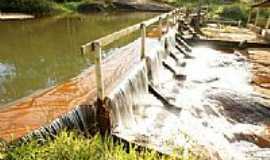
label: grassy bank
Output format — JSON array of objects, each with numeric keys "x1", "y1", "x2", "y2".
[
  {"x1": 0, "y1": 0, "x2": 257, "y2": 21},
  {"x1": 0, "y1": 131, "x2": 200, "y2": 160},
  {"x1": 167, "y1": 0, "x2": 252, "y2": 23},
  {"x1": 0, "y1": 0, "x2": 110, "y2": 16}
]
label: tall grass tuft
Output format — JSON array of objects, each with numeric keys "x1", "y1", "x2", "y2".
[{"x1": 0, "y1": 131, "x2": 201, "y2": 160}]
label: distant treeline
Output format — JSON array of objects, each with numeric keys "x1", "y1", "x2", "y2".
[
  {"x1": 0, "y1": 0, "x2": 269, "y2": 22},
  {"x1": 0, "y1": 0, "x2": 93, "y2": 15},
  {"x1": 170, "y1": 0, "x2": 269, "y2": 23}
]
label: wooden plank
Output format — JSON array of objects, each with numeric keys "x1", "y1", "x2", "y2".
[
  {"x1": 207, "y1": 20, "x2": 241, "y2": 26},
  {"x1": 81, "y1": 9, "x2": 179, "y2": 54},
  {"x1": 186, "y1": 38, "x2": 270, "y2": 49}
]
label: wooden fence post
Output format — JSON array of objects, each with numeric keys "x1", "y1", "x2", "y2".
[
  {"x1": 255, "y1": 8, "x2": 260, "y2": 26},
  {"x1": 140, "y1": 23, "x2": 146, "y2": 59},
  {"x1": 166, "y1": 15, "x2": 170, "y2": 32},
  {"x1": 93, "y1": 42, "x2": 104, "y2": 103},
  {"x1": 159, "y1": 17, "x2": 163, "y2": 40},
  {"x1": 238, "y1": 20, "x2": 241, "y2": 27},
  {"x1": 173, "y1": 11, "x2": 176, "y2": 25},
  {"x1": 247, "y1": 9, "x2": 252, "y2": 24},
  {"x1": 266, "y1": 16, "x2": 270, "y2": 29}
]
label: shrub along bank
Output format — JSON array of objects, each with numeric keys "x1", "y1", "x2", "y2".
[
  {"x1": 0, "y1": 0, "x2": 98, "y2": 16},
  {"x1": 0, "y1": 131, "x2": 201, "y2": 160}
]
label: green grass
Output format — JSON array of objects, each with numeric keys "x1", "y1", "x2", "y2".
[
  {"x1": 0, "y1": 131, "x2": 201, "y2": 160},
  {"x1": 0, "y1": 0, "x2": 102, "y2": 16},
  {"x1": 0, "y1": 0, "x2": 55, "y2": 15},
  {"x1": 167, "y1": 0, "x2": 251, "y2": 22}
]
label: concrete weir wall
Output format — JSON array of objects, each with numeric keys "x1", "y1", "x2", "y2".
[
  {"x1": 0, "y1": 21, "x2": 172, "y2": 143},
  {"x1": 0, "y1": 8, "x2": 180, "y2": 143},
  {"x1": 22, "y1": 31, "x2": 172, "y2": 145},
  {"x1": 0, "y1": 39, "x2": 143, "y2": 142},
  {"x1": 20, "y1": 35, "x2": 169, "y2": 143}
]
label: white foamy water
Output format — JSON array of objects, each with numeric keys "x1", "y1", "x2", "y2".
[{"x1": 109, "y1": 30, "x2": 270, "y2": 160}]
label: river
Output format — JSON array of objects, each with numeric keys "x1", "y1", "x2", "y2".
[{"x1": 0, "y1": 12, "x2": 157, "y2": 106}]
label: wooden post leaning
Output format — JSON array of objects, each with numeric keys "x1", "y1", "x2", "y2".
[
  {"x1": 266, "y1": 16, "x2": 270, "y2": 29},
  {"x1": 247, "y1": 8, "x2": 253, "y2": 24},
  {"x1": 166, "y1": 15, "x2": 170, "y2": 33},
  {"x1": 92, "y1": 41, "x2": 111, "y2": 135},
  {"x1": 140, "y1": 23, "x2": 146, "y2": 59},
  {"x1": 255, "y1": 8, "x2": 260, "y2": 26},
  {"x1": 93, "y1": 42, "x2": 104, "y2": 103},
  {"x1": 159, "y1": 17, "x2": 163, "y2": 40}
]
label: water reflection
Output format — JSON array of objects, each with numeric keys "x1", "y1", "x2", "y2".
[{"x1": 0, "y1": 12, "x2": 156, "y2": 106}]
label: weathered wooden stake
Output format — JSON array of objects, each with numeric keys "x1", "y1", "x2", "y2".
[
  {"x1": 255, "y1": 8, "x2": 260, "y2": 26},
  {"x1": 173, "y1": 11, "x2": 176, "y2": 25},
  {"x1": 159, "y1": 17, "x2": 163, "y2": 40},
  {"x1": 140, "y1": 23, "x2": 146, "y2": 59},
  {"x1": 247, "y1": 9, "x2": 252, "y2": 24},
  {"x1": 93, "y1": 42, "x2": 104, "y2": 102},
  {"x1": 238, "y1": 20, "x2": 241, "y2": 27},
  {"x1": 266, "y1": 16, "x2": 270, "y2": 29},
  {"x1": 166, "y1": 15, "x2": 170, "y2": 32}
]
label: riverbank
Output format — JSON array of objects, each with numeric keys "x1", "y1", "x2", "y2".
[
  {"x1": 0, "y1": 131, "x2": 200, "y2": 160},
  {"x1": 0, "y1": 0, "x2": 173, "y2": 19},
  {"x1": 0, "y1": 0, "x2": 259, "y2": 22},
  {"x1": 0, "y1": 13, "x2": 34, "y2": 20}
]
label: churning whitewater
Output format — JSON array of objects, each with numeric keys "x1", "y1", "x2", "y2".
[{"x1": 108, "y1": 28, "x2": 270, "y2": 160}]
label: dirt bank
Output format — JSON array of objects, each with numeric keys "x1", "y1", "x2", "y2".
[
  {"x1": 78, "y1": 1, "x2": 173, "y2": 13},
  {"x1": 0, "y1": 13, "x2": 34, "y2": 20}
]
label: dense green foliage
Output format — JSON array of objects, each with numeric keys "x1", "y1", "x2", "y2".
[
  {"x1": 0, "y1": 0, "x2": 54, "y2": 15},
  {"x1": 0, "y1": 131, "x2": 200, "y2": 160},
  {"x1": 0, "y1": 0, "x2": 108, "y2": 15},
  {"x1": 208, "y1": 3, "x2": 250, "y2": 22},
  {"x1": 169, "y1": 0, "x2": 251, "y2": 22},
  {"x1": 0, "y1": 0, "x2": 265, "y2": 23}
]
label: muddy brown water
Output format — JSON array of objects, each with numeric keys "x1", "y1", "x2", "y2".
[{"x1": 0, "y1": 12, "x2": 157, "y2": 106}]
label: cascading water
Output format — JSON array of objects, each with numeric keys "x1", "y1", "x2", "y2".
[
  {"x1": 106, "y1": 26, "x2": 270, "y2": 159},
  {"x1": 12, "y1": 24, "x2": 270, "y2": 160},
  {"x1": 105, "y1": 63, "x2": 148, "y2": 132},
  {"x1": 20, "y1": 105, "x2": 98, "y2": 143}
]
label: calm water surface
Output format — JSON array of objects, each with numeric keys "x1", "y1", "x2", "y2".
[{"x1": 0, "y1": 12, "x2": 156, "y2": 106}]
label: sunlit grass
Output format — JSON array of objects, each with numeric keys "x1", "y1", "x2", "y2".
[{"x1": 0, "y1": 131, "x2": 202, "y2": 160}]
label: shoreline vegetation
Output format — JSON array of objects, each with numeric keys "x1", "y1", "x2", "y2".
[
  {"x1": 0, "y1": 0, "x2": 173, "y2": 17},
  {"x1": 0, "y1": 1, "x2": 269, "y2": 160},
  {"x1": 0, "y1": 131, "x2": 202, "y2": 160},
  {"x1": 0, "y1": 0, "x2": 269, "y2": 24}
]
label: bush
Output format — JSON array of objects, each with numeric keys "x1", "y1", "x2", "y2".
[
  {"x1": 220, "y1": 4, "x2": 248, "y2": 22},
  {"x1": 207, "y1": 3, "x2": 249, "y2": 23},
  {"x1": 51, "y1": 0, "x2": 83, "y2": 3},
  {"x1": 0, "y1": 0, "x2": 54, "y2": 15},
  {"x1": 1, "y1": 131, "x2": 201, "y2": 160}
]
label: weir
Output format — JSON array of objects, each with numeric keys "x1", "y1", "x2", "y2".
[{"x1": 1, "y1": 7, "x2": 270, "y2": 160}]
